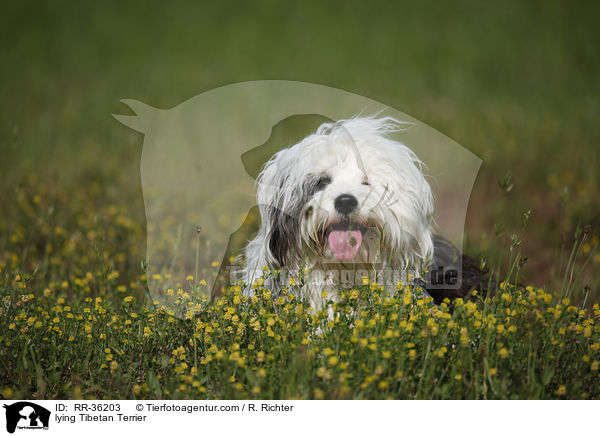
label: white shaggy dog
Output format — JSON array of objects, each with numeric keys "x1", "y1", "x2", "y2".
[{"x1": 241, "y1": 116, "x2": 443, "y2": 309}]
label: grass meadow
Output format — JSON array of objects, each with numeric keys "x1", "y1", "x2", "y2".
[{"x1": 1, "y1": 1, "x2": 599, "y2": 399}]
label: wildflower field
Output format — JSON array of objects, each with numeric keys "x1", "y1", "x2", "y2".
[
  {"x1": 0, "y1": 174, "x2": 599, "y2": 400},
  {"x1": 1, "y1": 2, "x2": 599, "y2": 400}
]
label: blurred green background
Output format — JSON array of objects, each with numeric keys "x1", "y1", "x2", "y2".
[{"x1": 1, "y1": 0, "x2": 598, "y2": 293}]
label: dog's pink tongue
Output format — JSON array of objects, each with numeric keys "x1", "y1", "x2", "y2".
[{"x1": 328, "y1": 230, "x2": 362, "y2": 261}]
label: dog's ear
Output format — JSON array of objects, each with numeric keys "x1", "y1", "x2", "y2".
[
  {"x1": 267, "y1": 205, "x2": 298, "y2": 266},
  {"x1": 257, "y1": 144, "x2": 312, "y2": 267}
]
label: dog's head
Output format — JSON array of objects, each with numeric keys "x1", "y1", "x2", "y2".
[{"x1": 256, "y1": 116, "x2": 434, "y2": 272}]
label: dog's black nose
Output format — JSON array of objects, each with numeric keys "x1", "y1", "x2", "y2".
[{"x1": 334, "y1": 194, "x2": 358, "y2": 215}]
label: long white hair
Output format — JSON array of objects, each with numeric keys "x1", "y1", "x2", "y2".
[{"x1": 242, "y1": 116, "x2": 434, "y2": 301}]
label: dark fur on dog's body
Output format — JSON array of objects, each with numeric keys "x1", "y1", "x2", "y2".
[{"x1": 424, "y1": 235, "x2": 492, "y2": 304}]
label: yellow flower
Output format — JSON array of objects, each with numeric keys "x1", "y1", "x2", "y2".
[
  {"x1": 499, "y1": 348, "x2": 508, "y2": 359},
  {"x1": 489, "y1": 368, "x2": 497, "y2": 376},
  {"x1": 555, "y1": 385, "x2": 566, "y2": 396}
]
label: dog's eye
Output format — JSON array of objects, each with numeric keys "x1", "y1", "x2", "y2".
[
  {"x1": 362, "y1": 179, "x2": 371, "y2": 186},
  {"x1": 315, "y1": 175, "x2": 331, "y2": 191}
]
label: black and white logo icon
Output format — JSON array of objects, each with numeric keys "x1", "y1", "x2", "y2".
[{"x1": 3, "y1": 402, "x2": 50, "y2": 434}]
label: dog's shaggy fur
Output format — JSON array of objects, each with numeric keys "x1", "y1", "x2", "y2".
[{"x1": 241, "y1": 116, "x2": 487, "y2": 308}]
